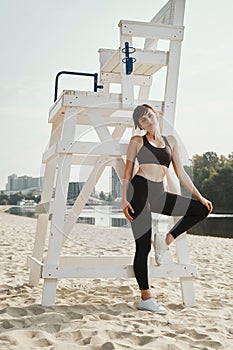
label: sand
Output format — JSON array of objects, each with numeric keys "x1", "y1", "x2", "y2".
[{"x1": 0, "y1": 210, "x2": 233, "y2": 349}]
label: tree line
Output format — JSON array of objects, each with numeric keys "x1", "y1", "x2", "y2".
[
  {"x1": 0, "y1": 192, "x2": 41, "y2": 205},
  {"x1": 182, "y1": 151, "x2": 233, "y2": 213}
]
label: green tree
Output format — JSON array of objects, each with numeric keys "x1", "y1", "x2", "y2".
[
  {"x1": 192, "y1": 152, "x2": 218, "y2": 192},
  {"x1": 9, "y1": 192, "x2": 25, "y2": 205},
  {"x1": 0, "y1": 193, "x2": 9, "y2": 205},
  {"x1": 191, "y1": 152, "x2": 233, "y2": 213},
  {"x1": 205, "y1": 166, "x2": 233, "y2": 213},
  {"x1": 25, "y1": 192, "x2": 41, "y2": 203},
  {"x1": 106, "y1": 193, "x2": 114, "y2": 202},
  {"x1": 99, "y1": 191, "x2": 106, "y2": 201}
]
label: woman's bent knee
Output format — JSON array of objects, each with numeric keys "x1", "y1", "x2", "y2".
[{"x1": 200, "y1": 203, "x2": 209, "y2": 219}]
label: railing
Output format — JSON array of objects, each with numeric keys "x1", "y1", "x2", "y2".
[{"x1": 54, "y1": 71, "x2": 103, "y2": 102}]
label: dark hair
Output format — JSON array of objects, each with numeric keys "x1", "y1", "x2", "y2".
[{"x1": 132, "y1": 104, "x2": 157, "y2": 129}]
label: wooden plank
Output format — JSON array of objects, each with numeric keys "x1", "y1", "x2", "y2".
[
  {"x1": 50, "y1": 114, "x2": 133, "y2": 127},
  {"x1": 42, "y1": 143, "x2": 57, "y2": 163},
  {"x1": 135, "y1": 63, "x2": 162, "y2": 75},
  {"x1": 49, "y1": 95, "x2": 65, "y2": 122},
  {"x1": 163, "y1": 41, "x2": 182, "y2": 135},
  {"x1": 35, "y1": 202, "x2": 50, "y2": 214},
  {"x1": 29, "y1": 146, "x2": 58, "y2": 285},
  {"x1": 48, "y1": 92, "x2": 164, "y2": 123},
  {"x1": 42, "y1": 108, "x2": 77, "y2": 306},
  {"x1": 176, "y1": 233, "x2": 196, "y2": 306},
  {"x1": 49, "y1": 92, "x2": 122, "y2": 122},
  {"x1": 138, "y1": 86, "x2": 151, "y2": 100},
  {"x1": 46, "y1": 115, "x2": 76, "y2": 266},
  {"x1": 35, "y1": 200, "x2": 55, "y2": 215},
  {"x1": 42, "y1": 256, "x2": 197, "y2": 279},
  {"x1": 100, "y1": 48, "x2": 167, "y2": 74},
  {"x1": 136, "y1": 50, "x2": 168, "y2": 65},
  {"x1": 42, "y1": 140, "x2": 130, "y2": 164},
  {"x1": 98, "y1": 48, "x2": 116, "y2": 68},
  {"x1": 77, "y1": 115, "x2": 133, "y2": 126},
  {"x1": 100, "y1": 49, "x2": 120, "y2": 72},
  {"x1": 60, "y1": 256, "x2": 133, "y2": 265},
  {"x1": 149, "y1": 0, "x2": 173, "y2": 25},
  {"x1": 172, "y1": 0, "x2": 186, "y2": 26},
  {"x1": 70, "y1": 154, "x2": 114, "y2": 166},
  {"x1": 42, "y1": 279, "x2": 58, "y2": 306},
  {"x1": 109, "y1": 59, "x2": 165, "y2": 76},
  {"x1": 100, "y1": 72, "x2": 152, "y2": 86},
  {"x1": 144, "y1": 0, "x2": 173, "y2": 50},
  {"x1": 42, "y1": 264, "x2": 134, "y2": 279},
  {"x1": 63, "y1": 91, "x2": 124, "y2": 108},
  {"x1": 119, "y1": 20, "x2": 184, "y2": 41},
  {"x1": 27, "y1": 256, "x2": 43, "y2": 285},
  {"x1": 56, "y1": 140, "x2": 129, "y2": 156}
]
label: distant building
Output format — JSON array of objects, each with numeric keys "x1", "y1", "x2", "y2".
[
  {"x1": 4, "y1": 175, "x2": 96, "y2": 201},
  {"x1": 6, "y1": 174, "x2": 43, "y2": 193},
  {"x1": 68, "y1": 182, "x2": 85, "y2": 199},
  {"x1": 111, "y1": 168, "x2": 122, "y2": 199}
]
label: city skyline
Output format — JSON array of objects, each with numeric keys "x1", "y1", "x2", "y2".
[
  {"x1": 0, "y1": 0, "x2": 233, "y2": 192},
  {"x1": 1, "y1": 172, "x2": 115, "y2": 196}
]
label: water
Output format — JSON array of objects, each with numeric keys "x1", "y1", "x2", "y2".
[
  {"x1": 6, "y1": 206, "x2": 233, "y2": 237},
  {"x1": 6, "y1": 205, "x2": 168, "y2": 230},
  {"x1": 7, "y1": 205, "x2": 131, "y2": 227},
  {"x1": 7, "y1": 206, "x2": 38, "y2": 219}
]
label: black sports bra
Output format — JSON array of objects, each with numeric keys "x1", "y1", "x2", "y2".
[{"x1": 136, "y1": 135, "x2": 172, "y2": 167}]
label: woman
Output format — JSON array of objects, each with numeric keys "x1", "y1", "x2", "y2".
[{"x1": 122, "y1": 104, "x2": 213, "y2": 314}]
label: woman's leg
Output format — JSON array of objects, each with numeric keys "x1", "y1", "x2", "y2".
[
  {"x1": 134, "y1": 230, "x2": 152, "y2": 295},
  {"x1": 127, "y1": 175, "x2": 152, "y2": 295},
  {"x1": 150, "y1": 191, "x2": 209, "y2": 239}
]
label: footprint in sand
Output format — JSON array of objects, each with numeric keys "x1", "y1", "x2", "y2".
[
  {"x1": 26, "y1": 306, "x2": 44, "y2": 316},
  {"x1": 6, "y1": 307, "x2": 27, "y2": 317}
]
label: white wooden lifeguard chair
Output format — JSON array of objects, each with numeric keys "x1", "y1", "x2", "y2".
[{"x1": 28, "y1": 0, "x2": 197, "y2": 307}]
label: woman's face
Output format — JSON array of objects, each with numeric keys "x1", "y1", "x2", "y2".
[{"x1": 138, "y1": 111, "x2": 157, "y2": 131}]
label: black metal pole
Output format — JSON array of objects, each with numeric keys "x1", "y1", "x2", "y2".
[{"x1": 54, "y1": 71, "x2": 103, "y2": 102}]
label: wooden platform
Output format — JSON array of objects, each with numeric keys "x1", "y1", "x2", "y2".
[
  {"x1": 49, "y1": 90, "x2": 164, "y2": 123},
  {"x1": 28, "y1": 255, "x2": 197, "y2": 279}
]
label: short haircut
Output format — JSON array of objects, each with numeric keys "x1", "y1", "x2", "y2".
[{"x1": 133, "y1": 104, "x2": 157, "y2": 129}]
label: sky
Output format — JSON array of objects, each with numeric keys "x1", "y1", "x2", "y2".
[{"x1": 0, "y1": 0, "x2": 233, "y2": 192}]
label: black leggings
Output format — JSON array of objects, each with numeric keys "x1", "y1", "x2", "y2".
[{"x1": 127, "y1": 175, "x2": 209, "y2": 290}]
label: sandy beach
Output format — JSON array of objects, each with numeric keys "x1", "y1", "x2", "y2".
[{"x1": 0, "y1": 210, "x2": 232, "y2": 349}]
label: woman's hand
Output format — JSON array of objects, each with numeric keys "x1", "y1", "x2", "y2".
[
  {"x1": 122, "y1": 199, "x2": 134, "y2": 222},
  {"x1": 200, "y1": 196, "x2": 213, "y2": 213}
]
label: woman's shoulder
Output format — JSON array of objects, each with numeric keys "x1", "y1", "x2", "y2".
[
  {"x1": 163, "y1": 134, "x2": 177, "y2": 150},
  {"x1": 128, "y1": 135, "x2": 144, "y2": 154},
  {"x1": 130, "y1": 135, "x2": 144, "y2": 144},
  {"x1": 163, "y1": 134, "x2": 176, "y2": 143}
]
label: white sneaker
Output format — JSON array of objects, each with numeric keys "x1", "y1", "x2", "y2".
[
  {"x1": 155, "y1": 234, "x2": 169, "y2": 265},
  {"x1": 138, "y1": 298, "x2": 167, "y2": 314}
]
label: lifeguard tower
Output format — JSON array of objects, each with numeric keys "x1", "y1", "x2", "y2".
[{"x1": 28, "y1": 0, "x2": 197, "y2": 307}]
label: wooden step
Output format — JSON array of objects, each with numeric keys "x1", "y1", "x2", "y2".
[{"x1": 99, "y1": 48, "x2": 168, "y2": 75}]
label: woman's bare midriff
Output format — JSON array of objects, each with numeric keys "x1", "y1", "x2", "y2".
[{"x1": 136, "y1": 164, "x2": 168, "y2": 182}]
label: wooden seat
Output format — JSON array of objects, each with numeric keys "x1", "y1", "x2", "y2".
[{"x1": 99, "y1": 48, "x2": 168, "y2": 75}]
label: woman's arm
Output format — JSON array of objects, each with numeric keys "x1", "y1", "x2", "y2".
[
  {"x1": 169, "y1": 135, "x2": 213, "y2": 212},
  {"x1": 122, "y1": 136, "x2": 141, "y2": 221}
]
